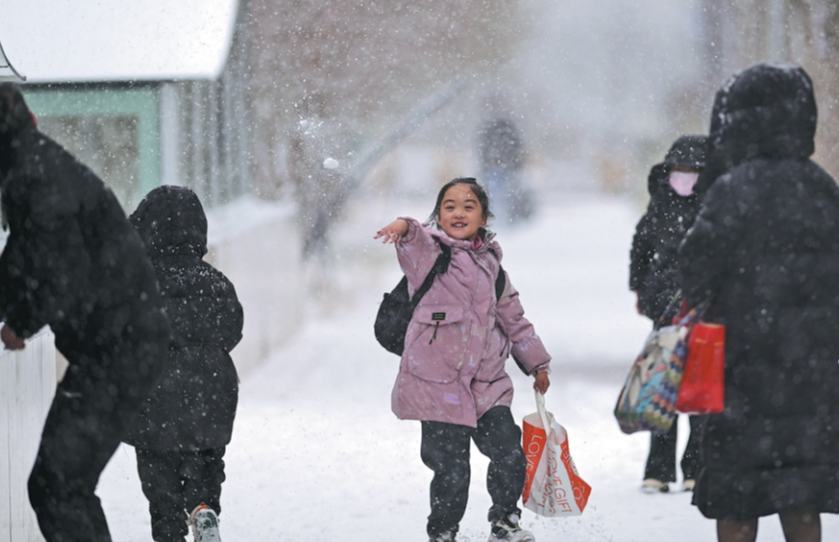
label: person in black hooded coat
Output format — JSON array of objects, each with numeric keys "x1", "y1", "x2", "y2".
[
  {"x1": 124, "y1": 185, "x2": 243, "y2": 542},
  {"x1": 0, "y1": 83, "x2": 170, "y2": 541},
  {"x1": 680, "y1": 64, "x2": 839, "y2": 541},
  {"x1": 630, "y1": 135, "x2": 708, "y2": 322},
  {"x1": 629, "y1": 135, "x2": 708, "y2": 493}
]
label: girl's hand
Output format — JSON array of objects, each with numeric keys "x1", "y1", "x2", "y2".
[
  {"x1": 374, "y1": 219, "x2": 409, "y2": 244},
  {"x1": 533, "y1": 370, "x2": 550, "y2": 394}
]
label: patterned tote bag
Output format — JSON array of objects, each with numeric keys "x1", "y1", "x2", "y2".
[{"x1": 614, "y1": 311, "x2": 695, "y2": 434}]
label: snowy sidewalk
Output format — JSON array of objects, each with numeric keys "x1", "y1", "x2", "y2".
[{"x1": 99, "y1": 193, "x2": 837, "y2": 541}]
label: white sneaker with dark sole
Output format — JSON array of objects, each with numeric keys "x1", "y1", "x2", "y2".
[
  {"x1": 487, "y1": 513, "x2": 535, "y2": 541},
  {"x1": 429, "y1": 530, "x2": 457, "y2": 542},
  {"x1": 641, "y1": 478, "x2": 670, "y2": 494}
]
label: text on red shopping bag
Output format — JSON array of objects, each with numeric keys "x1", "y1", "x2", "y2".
[{"x1": 522, "y1": 415, "x2": 591, "y2": 516}]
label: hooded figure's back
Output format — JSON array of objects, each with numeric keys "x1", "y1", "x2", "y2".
[
  {"x1": 125, "y1": 185, "x2": 244, "y2": 451},
  {"x1": 679, "y1": 63, "x2": 839, "y2": 520}
]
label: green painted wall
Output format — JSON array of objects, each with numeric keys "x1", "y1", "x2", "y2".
[{"x1": 23, "y1": 87, "x2": 161, "y2": 195}]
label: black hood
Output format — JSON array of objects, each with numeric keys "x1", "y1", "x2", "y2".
[
  {"x1": 0, "y1": 83, "x2": 34, "y2": 141},
  {"x1": 664, "y1": 135, "x2": 708, "y2": 170},
  {"x1": 647, "y1": 135, "x2": 708, "y2": 196},
  {"x1": 697, "y1": 63, "x2": 817, "y2": 194},
  {"x1": 130, "y1": 185, "x2": 208, "y2": 258},
  {"x1": 0, "y1": 83, "x2": 36, "y2": 178}
]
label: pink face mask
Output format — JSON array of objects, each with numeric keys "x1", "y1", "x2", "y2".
[{"x1": 668, "y1": 171, "x2": 699, "y2": 196}]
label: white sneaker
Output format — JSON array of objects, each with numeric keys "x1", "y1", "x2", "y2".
[
  {"x1": 641, "y1": 478, "x2": 670, "y2": 494},
  {"x1": 429, "y1": 529, "x2": 457, "y2": 542},
  {"x1": 682, "y1": 479, "x2": 696, "y2": 492},
  {"x1": 190, "y1": 503, "x2": 221, "y2": 542},
  {"x1": 487, "y1": 513, "x2": 535, "y2": 542}
]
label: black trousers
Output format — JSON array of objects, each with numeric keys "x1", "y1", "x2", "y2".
[
  {"x1": 644, "y1": 415, "x2": 705, "y2": 482},
  {"x1": 420, "y1": 406, "x2": 525, "y2": 537},
  {"x1": 27, "y1": 367, "x2": 126, "y2": 542},
  {"x1": 135, "y1": 447, "x2": 226, "y2": 542}
]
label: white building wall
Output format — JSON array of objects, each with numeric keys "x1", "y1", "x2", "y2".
[
  {"x1": 0, "y1": 331, "x2": 54, "y2": 542},
  {"x1": 206, "y1": 197, "x2": 305, "y2": 373}
]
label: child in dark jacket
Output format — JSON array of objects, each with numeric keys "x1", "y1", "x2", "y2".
[{"x1": 123, "y1": 186, "x2": 244, "y2": 542}]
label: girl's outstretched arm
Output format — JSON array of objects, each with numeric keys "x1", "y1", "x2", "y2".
[
  {"x1": 376, "y1": 217, "x2": 441, "y2": 295},
  {"x1": 374, "y1": 218, "x2": 409, "y2": 244}
]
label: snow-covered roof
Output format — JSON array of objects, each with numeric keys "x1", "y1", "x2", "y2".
[{"x1": 0, "y1": 0, "x2": 238, "y2": 83}]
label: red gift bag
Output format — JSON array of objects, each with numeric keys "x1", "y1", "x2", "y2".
[
  {"x1": 522, "y1": 392, "x2": 591, "y2": 516},
  {"x1": 676, "y1": 322, "x2": 725, "y2": 413}
]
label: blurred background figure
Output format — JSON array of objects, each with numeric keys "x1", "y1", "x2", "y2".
[
  {"x1": 477, "y1": 115, "x2": 532, "y2": 226},
  {"x1": 287, "y1": 91, "x2": 354, "y2": 261}
]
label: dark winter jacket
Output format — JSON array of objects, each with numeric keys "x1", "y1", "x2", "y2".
[
  {"x1": 629, "y1": 135, "x2": 707, "y2": 323},
  {"x1": 123, "y1": 186, "x2": 243, "y2": 451},
  {"x1": 679, "y1": 64, "x2": 839, "y2": 519},
  {"x1": 0, "y1": 83, "x2": 169, "y2": 417}
]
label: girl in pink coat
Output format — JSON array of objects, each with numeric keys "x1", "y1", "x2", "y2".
[{"x1": 375, "y1": 177, "x2": 551, "y2": 542}]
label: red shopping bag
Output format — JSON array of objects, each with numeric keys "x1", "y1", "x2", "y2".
[
  {"x1": 676, "y1": 322, "x2": 725, "y2": 413},
  {"x1": 522, "y1": 392, "x2": 591, "y2": 516}
]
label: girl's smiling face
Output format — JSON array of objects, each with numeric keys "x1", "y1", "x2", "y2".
[{"x1": 437, "y1": 184, "x2": 486, "y2": 240}]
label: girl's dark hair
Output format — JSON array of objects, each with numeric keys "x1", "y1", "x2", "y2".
[{"x1": 430, "y1": 177, "x2": 493, "y2": 222}]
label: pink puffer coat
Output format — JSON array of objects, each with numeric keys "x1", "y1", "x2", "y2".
[{"x1": 391, "y1": 218, "x2": 551, "y2": 427}]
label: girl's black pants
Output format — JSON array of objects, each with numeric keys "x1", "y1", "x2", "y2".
[{"x1": 420, "y1": 405, "x2": 525, "y2": 537}]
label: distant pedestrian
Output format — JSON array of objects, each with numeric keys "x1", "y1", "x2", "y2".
[
  {"x1": 0, "y1": 82, "x2": 170, "y2": 541},
  {"x1": 375, "y1": 177, "x2": 551, "y2": 542},
  {"x1": 629, "y1": 134, "x2": 708, "y2": 494},
  {"x1": 125, "y1": 186, "x2": 244, "y2": 542},
  {"x1": 478, "y1": 117, "x2": 532, "y2": 226},
  {"x1": 680, "y1": 63, "x2": 839, "y2": 542}
]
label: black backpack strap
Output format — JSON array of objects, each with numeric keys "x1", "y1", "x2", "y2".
[
  {"x1": 488, "y1": 248, "x2": 506, "y2": 301},
  {"x1": 487, "y1": 249, "x2": 524, "y2": 371},
  {"x1": 495, "y1": 266, "x2": 506, "y2": 301},
  {"x1": 409, "y1": 242, "x2": 451, "y2": 306}
]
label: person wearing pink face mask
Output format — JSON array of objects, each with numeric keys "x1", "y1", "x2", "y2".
[{"x1": 629, "y1": 134, "x2": 708, "y2": 495}]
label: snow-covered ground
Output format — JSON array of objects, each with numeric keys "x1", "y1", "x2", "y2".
[{"x1": 99, "y1": 191, "x2": 839, "y2": 541}]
